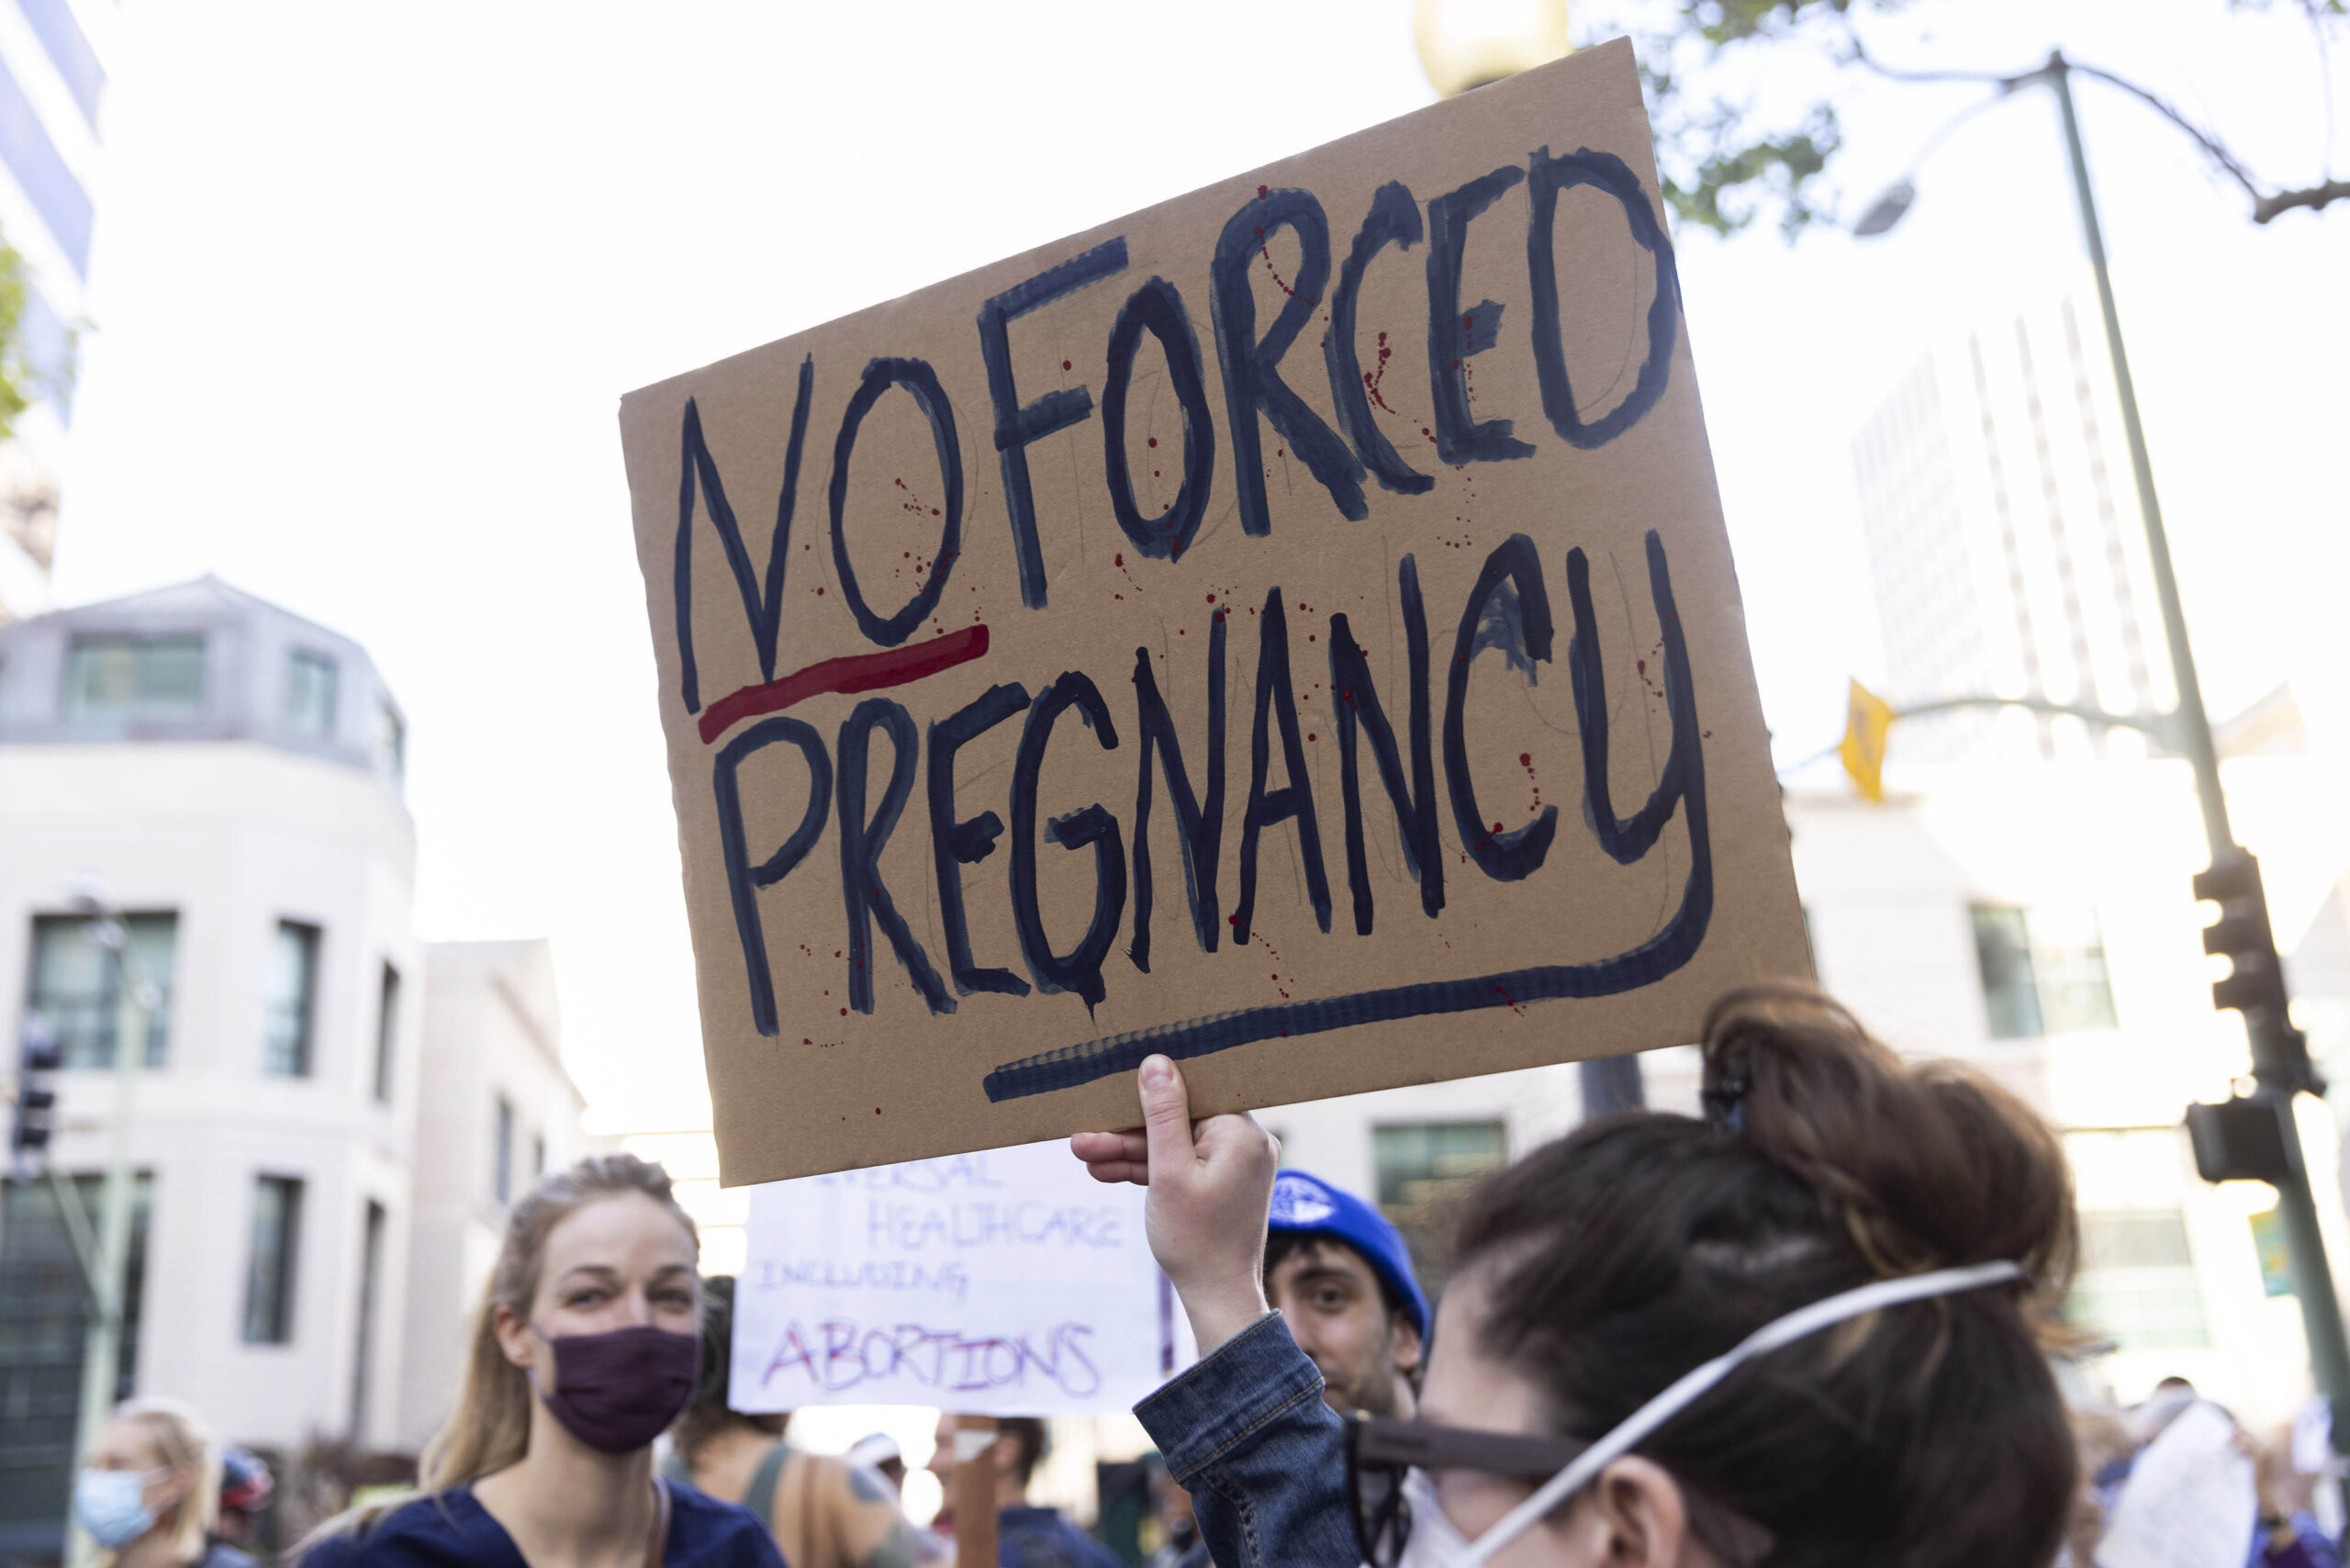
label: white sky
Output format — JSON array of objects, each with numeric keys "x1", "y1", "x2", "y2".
[{"x1": 51, "y1": 0, "x2": 2350, "y2": 1131}]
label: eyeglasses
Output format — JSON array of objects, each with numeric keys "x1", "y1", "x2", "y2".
[{"x1": 1343, "y1": 1415, "x2": 1584, "y2": 1568}]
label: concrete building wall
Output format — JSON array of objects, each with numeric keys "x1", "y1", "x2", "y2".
[{"x1": 0, "y1": 737, "x2": 423, "y2": 1450}]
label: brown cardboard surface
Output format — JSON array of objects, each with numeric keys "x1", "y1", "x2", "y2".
[{"x1": 620, "y1": 38, "x2": 1809, "y2": 1187}]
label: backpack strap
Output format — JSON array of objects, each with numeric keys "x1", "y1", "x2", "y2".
[{"x1": 746, "y1": 1439, "x2": 792, "y2": 1532}]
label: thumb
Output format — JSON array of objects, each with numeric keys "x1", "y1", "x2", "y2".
[{"x1": 1137, "y1": 1054, "x2": 1195, "y2": 1173}]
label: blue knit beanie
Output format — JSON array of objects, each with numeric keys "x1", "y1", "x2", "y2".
[{"x1": 1266, "y1": 1170, "x2": 1432, "y2": 1340}]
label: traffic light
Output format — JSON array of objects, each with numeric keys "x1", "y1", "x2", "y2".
[
  {"x1": 2193, "y1": 848, "x2": 2317, "y2": 1092},
  {"x1": 9, "y1": 1018, "x2": 61, "y2": 1167},
  {"x1": 2186, "y1": 1095, "x2": 2297, "y2": 1184}
]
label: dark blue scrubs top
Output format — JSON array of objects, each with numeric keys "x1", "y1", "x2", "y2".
[{"x1": 301, "y1": 1482, "x2": 785, "y2": 1568}]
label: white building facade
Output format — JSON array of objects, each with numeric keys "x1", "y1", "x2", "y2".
[
  {"x1": 0, "y1": 0, "x2": 110, "y2": 623},
  {"x1": 1850, "y1": 286, "x2": 2170, "y2": 763},
  {"x1": 0, "y1": 579, "x2": 583, "y2": 1558}
]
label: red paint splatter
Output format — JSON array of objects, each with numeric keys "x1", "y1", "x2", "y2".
[
  {"x1": 1365, "y1": 330, "x2": 1400, "y2": 414},
  {"x1": 1518, "y1": 752, "x2": 1543, "y2": 814},
  {"x1": 1251, "y1": 226, "x2": 1315, "y2": 303},
  {"x1": 893, "y1": 476, "x2": 943, "y2": 519}
]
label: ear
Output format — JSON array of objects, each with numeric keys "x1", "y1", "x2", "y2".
[
  {"x1": 491, "y1": 1301, "x2": 540, "y2": 1372},
  {"x1": 1584, "y1": 1456, "x2": 1695, "y2": 1567},
  {"x1": 1390, "y1": 1312, "x2": 1424, "y2": 1374},
  {"x1": 149, "y1": 1464, "x2": 195, "y2": 1518}
]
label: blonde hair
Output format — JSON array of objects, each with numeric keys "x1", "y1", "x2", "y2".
[
  {"x1": 418, "y1": 1151, "x2": 699, "y2": 1489},
  {"x1": 106, "y1": 1396, "x2": 219, "y2": 1566},
  {"x1": 292, "y1": 1154, "x2": 699, "y2": 1562}
]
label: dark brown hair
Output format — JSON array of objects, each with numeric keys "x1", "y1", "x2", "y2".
[
  {"x1": 1453, "y1": 984, "x2": 2078, "y2": 1567},
  {"x1": 996, "y1": 1417, "x2": 1049, "y2": 1486}
]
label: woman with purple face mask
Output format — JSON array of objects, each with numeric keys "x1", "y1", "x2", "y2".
[{"x1": 297, "y1": 1154, "x2": 782, "y2": 1568}]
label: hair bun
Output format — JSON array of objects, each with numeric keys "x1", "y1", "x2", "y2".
[{"x1": 1700, "y1": 983, "x2": 2077, "y2": 1315}]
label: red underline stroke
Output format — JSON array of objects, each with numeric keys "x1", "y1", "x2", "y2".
[{"x1": 698, "y1": 624, "x2": 990, "y2": 745}]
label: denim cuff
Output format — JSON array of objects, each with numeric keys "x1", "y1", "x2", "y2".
[{"x1": 1135, "y1": 1312, "x2": 1326, "y2": 1482}]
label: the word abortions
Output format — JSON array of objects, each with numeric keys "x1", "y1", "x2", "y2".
[
  {"x1": 676, "y1": 147, "x2": 1703, "y2": 1100},
  {"x1": 759, "y1": 1318, "x2": 1103, "y2": 1398}
]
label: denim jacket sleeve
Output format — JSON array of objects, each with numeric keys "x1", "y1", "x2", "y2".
[{"x1": 1135, "y1": 1313, "x2": 1358, "y2": 1568}]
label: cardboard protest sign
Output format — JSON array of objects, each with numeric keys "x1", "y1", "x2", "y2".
[
  {"x1": 732, "y1": 1140, "x2": 1186, "y2": 1415},
  {"x1": 621, "y1": 38, "x2": 1808, "y2": 1185}
]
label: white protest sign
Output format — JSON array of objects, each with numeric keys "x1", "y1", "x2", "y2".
[
  {"x1": 731, "y1": 1139, "x2": 1188, "y2": 1415},
  {"x1": 2097, "y1": 1400, "x2": 2256, "y2": 1568}
]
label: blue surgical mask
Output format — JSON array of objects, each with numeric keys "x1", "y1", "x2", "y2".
[{"x1": 73, "y1": 1468, "x2": 159, "y2": 1549}]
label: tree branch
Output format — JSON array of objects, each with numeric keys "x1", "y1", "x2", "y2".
[
  {"x1": 2065, "y1": 62, "x2": 2268, "y2": 204},
  {"x1": 2255, "y1": 178, "x2": 2350, "y2": 220},
  {"x1": 1851, "y1": 31, "x2": 2333, "y2": 226}
]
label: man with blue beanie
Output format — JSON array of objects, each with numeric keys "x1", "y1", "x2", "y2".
[{"x1": 1262, "y1": 1170, "x2": 1431, "y2": 1419}]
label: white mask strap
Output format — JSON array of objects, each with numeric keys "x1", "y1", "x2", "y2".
[{"x1": 1454, "y1": 1260, "x2": 2026, "y2": 1567}]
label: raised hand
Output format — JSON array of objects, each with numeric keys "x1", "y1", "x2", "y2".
[{"x1": 1070, "y1": 1054, "x2": 1278, "y2": 1355}]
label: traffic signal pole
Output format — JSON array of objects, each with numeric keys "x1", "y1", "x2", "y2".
[
  {"x1": 2047, "y1": 54, "x2": 2350, "y2": 1459},
  {"x1": 62, "y1": 918, "x2": 149, "y2": 1568}
]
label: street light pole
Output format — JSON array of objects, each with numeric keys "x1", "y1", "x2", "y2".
[
  {"x1": 2043, "y1": 50, "x2": 2350, "y2": 1450},
  {"x1": 62, "y1": 908, "x2": 151, "y2": 1568},
  {"x1": 1852, "y1": 48, "x2": 2350, "y2": 1460}
]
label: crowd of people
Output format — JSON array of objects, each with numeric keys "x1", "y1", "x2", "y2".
[{"x1": 55, "y1": 983, "x2": 2350, "y2": 1567}]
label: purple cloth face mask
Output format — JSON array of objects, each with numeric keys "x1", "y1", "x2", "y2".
[{"x1": 530, "y1": 1322, "x2": 699, "y2": 1453}]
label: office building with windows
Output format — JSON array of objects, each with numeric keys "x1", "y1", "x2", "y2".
[
  {"x1": 1850, "y1": 288, "x2": 2168, "y2": 764},
  {"x1": 0, "y1": 578, "x2": 581, "y2": 1557},
  {"x1": 0, "y1": 0, "x2": 110, "y2": 622}
]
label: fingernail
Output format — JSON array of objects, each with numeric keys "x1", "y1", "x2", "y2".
[{"x1": 1141, "y1": 1056, "x2": 1173, "y2": 1090}]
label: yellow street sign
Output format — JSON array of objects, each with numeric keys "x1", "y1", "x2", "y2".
[{"x1": 1841, "y1": 679, "x2": 1895, "y2": 803}]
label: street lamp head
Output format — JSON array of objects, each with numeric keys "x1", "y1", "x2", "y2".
[
  {"x1": 1853, "y1": 179, "x2": 1917, "y2": 238},
  {"x1": 1414, "y1": 0, "x2": 1572, "y2": 98}
]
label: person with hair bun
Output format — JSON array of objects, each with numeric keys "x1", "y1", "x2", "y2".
[
  {"x1": 74, "y1": 1396, "x2": 253, "y2": 1568},
  {"x1": 1074, "y1": 984, "x2": 2082, "y2": 1568},
  {"x1": 297, "y1": 1153, "x2": 781, "y2": 1568}
]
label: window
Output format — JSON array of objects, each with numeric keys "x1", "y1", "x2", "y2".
[
  {"x1": 28, "y1": 913, "x2": 176, "y2": 1069},
  {"x1": 284, "y1": 649, "x2": 339, "y2": 737},
  {"x1": 373, "y1": 962, "x2": 401, "y2": 1103},
  {"x1": 374, "y1": 702, "x2": 406, "y2": 780},
  {"x1": 1971, "y1": 904, "x2": 2118, "y2": 1040},
  {"x1": 0, "y1": 1173, "x2": 153, "y2": 1503},
  {"x1": 62, "y1": 634, "x2": 205, "y2": 719},
  {"x1": 351, "y1": 1201, "x2": 386, "y2": 1435},
  {"x1": 0, "y1": 49, "x2": 95, "y2": 274},
  {"x1": 2062, "y1": 1128, "x2": 2209, "y2": 1352},
  {"x1": 242, "y1": 1175, "x2": 304, "y2": 1344},
  {"x1": 263, "y1": 923, "x2": 320, "y2": 1077},
  {"x1": 494, "y1": 1096, "x2": 516, "y2": 1207},
  {"x1": 2067, "y1": 1210, "x2": 2210, "y2": 1350},
  {"x1": 1372, "y1": 1122, "x2": 1507, "y2": 1300},
  {"x1": 1972, "y1": 906, "x2": 2040, "y2": 1037}
]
